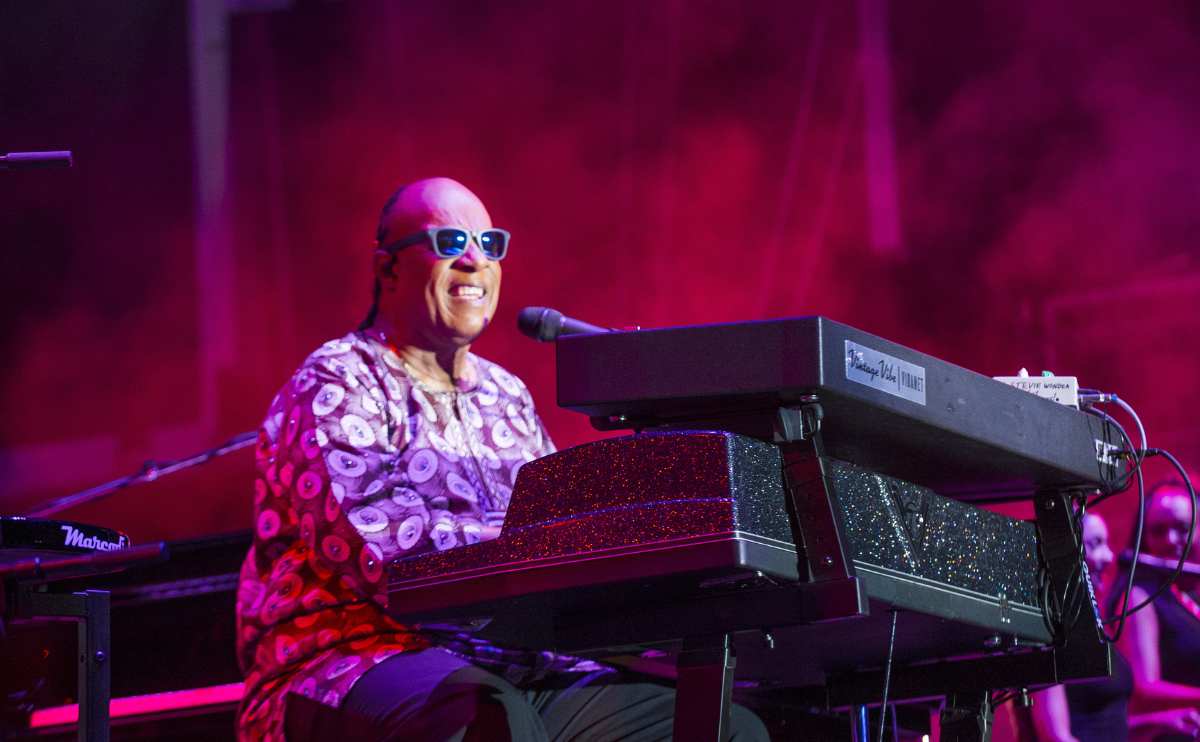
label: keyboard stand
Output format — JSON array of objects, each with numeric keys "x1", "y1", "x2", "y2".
[
  {"x1": 11, "y1": 588, "x2": 111, "y2": 742},
  {"x1": 674, "y1": 633, "x2": 736, "y2": 741},
  {"x1": 1, "y1": 542, "x2": 166, "y2": 742},
  {"x1": 388, "y1": 423, "x2": 1111, "y2": 741}
]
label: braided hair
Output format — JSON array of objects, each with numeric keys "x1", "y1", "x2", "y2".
[{"x1": 357, "y1": 184, "x2": 408, "y2": 331}]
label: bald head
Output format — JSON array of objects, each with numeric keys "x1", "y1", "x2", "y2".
[
  {"x1": 367, "y1": 177, "x2": 502, "y2": 356},
  {"x1": 1145, "y1": 481, "x2": 1196, "y2": 559},
  {"x1": 376, "y1": 177, "x2": 493, "y2": 246}
]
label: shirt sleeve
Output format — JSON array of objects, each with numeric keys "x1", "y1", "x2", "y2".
[
  {"x1": 515, "y1": 372, "x2": 556, "y2": 460},
  {"x1": 264, "y1": 351, "x2": 471, "y2": 603},
  {"x1": 529, "y1": 405, "x2": 556, "y2": 459}
]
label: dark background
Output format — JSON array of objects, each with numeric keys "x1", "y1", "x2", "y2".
[{"x1": 2, "y1": 0, "x2": 1198, "y2": 560}]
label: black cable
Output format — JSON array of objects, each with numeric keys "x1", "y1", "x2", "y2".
[
  {"x1": 877, "y1": 610, "x2": 898, "y2": 742},
  {"x1": 1039, "y1": 492, "x2": 1091, "y2": 647},
  {"x1": 1103, "y1": 463, "x2": 1144, "y2": 643},
  {"x1": 1038, "y1": 560, "x2": 1058, "y2": 638},
  {"x1": 1109, "y1": 449, "x2": 1197, "y2": 621},
  {"x1": 1037, "y1": 553, "x2": 1054, "y2": 635},
  {"x1": 1062, "y1": 495, "x2": 1092, "y2": 635},
  {"x1": 1084, "y1": 406, "x2": 1140, "y2": 502},
  {"x1": 1073, "y1": 397, "x2": 1196, "y2": 641},
  {"x1": 1073, "y1": 395, "x2": 1146, "y2": 642},
  {"x1": 1030, "y1": 396, "x2": 1130, "y2": 646}
]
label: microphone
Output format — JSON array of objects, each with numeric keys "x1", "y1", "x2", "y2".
[
  {"x1": 1118, "y1": 550, "x2": 1200, "y2": 577},
  {"x1": 1, "y1": 151, "x2": 73, "y2": 170},
  {"x1": 517, "y1": 306, "x2": 607, "y2": 342}
]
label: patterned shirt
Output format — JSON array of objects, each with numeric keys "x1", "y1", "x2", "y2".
[{"x1": 235, "y1": 331, "x2": 556, "y2": 741}]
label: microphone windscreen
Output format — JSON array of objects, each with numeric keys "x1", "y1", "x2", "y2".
[{"x1": 517, "y1": 306, "x2": 563, "y2": 342}]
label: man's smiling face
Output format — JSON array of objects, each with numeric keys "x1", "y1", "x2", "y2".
[{"x1": 377, "y1": 178, "x2": 502, "y2": 350}]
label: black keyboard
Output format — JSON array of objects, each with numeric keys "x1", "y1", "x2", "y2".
[
  {"x1": 389, "y1": 432, "x2": 1078, "y2": 695},
  {"x1": 387, "y1": 319, "x2": 1114, "y2": 738},
  {"x1": 555, "y1": 316, "x2": 1121, "y2": 499}
]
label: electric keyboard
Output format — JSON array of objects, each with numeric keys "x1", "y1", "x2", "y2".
[
  {"x1": 385, "y1": 317, "x2": 1115, "y2": 740},
  {"x1": 556, "y1": 316, "x2": 1121, "y2": 499}
]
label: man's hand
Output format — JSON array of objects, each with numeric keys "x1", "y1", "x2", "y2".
[
  {"x1": 1134, "y1": 708, "x2": 1200, "y2": 740},
  {"x1": 1156, "y1": 708, "x2": 1200, "y2": 736}
]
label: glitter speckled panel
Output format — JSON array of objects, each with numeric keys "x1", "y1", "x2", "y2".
[
  {"x1": 726, "y1": 434, "x2": 794, "y2": 543},
  {"x1": 392, "y1": 431, "x2": 1041, "y2": 612},
  {"x1": 827, "y1": 460, "x2": 1041, "y2": 606},
  {"x1": 393, "y1": 431, "x2": 792, "y2": 580}
]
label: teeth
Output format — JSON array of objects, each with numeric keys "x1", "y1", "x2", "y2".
[{"x1": 451, "y1": 285, "x2": 484, "y2": 298}]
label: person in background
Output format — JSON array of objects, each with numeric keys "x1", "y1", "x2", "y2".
[
  {"x1": 1116, "y1": 480, "x2": 1200, "y2": 742},
  {"x1": 1029, "y1": 511, "x2": 1200, "y2": 742},
  {"x1": 1031, "y1": 512, "x2": 1130, "y2": 742}
]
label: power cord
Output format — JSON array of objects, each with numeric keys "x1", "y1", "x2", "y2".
[
  {"x1": 1056, "y1": 394, "x2": 1195, "y2": 642},
  {"x1": 1109, "y1": 449, "x2": 1196, "y2": 620}
]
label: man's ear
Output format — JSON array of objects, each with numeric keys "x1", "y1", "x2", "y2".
[{"x1": 373, "y1": 249, "x2": 397, "y2": 281}]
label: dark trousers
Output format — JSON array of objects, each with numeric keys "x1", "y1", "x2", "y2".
[{"x1": 285, "y1": 648, "x2": 769, "y2": 741}]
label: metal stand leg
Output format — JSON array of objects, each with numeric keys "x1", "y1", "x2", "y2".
[
  {"x1": 674, "y1": 633, "x2": 735, "y2": 741},
  {"x1": 850, "y1": 704, "x2": 870, "y2": 742},
  {"x1": 15, "y1": 588, "x2": 111, "y2": 742},
  {"x1": 77, "y1": 590, "x2": 110, "y2": 742},
  {"x1": 1033, "y1": 490, "x2": 1112, "y2": 680},
  {"x1": 940, "y1": 692, "x2": 991, "y2": 742}
]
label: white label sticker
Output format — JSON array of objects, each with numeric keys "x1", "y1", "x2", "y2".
[
  {"x1": 993, "y1": 375, "x2": 1079, "y2": 408},
  {"x1": 844, "y1": 340, "x2": 927, "y2": 405},
  {"x1": 1094, "y1": 439, "x2": 1121, "y2": 468}
]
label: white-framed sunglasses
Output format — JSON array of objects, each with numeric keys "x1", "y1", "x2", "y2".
[{"x1": 381, "y1": 226, "x2": 510, "y2": 261}]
